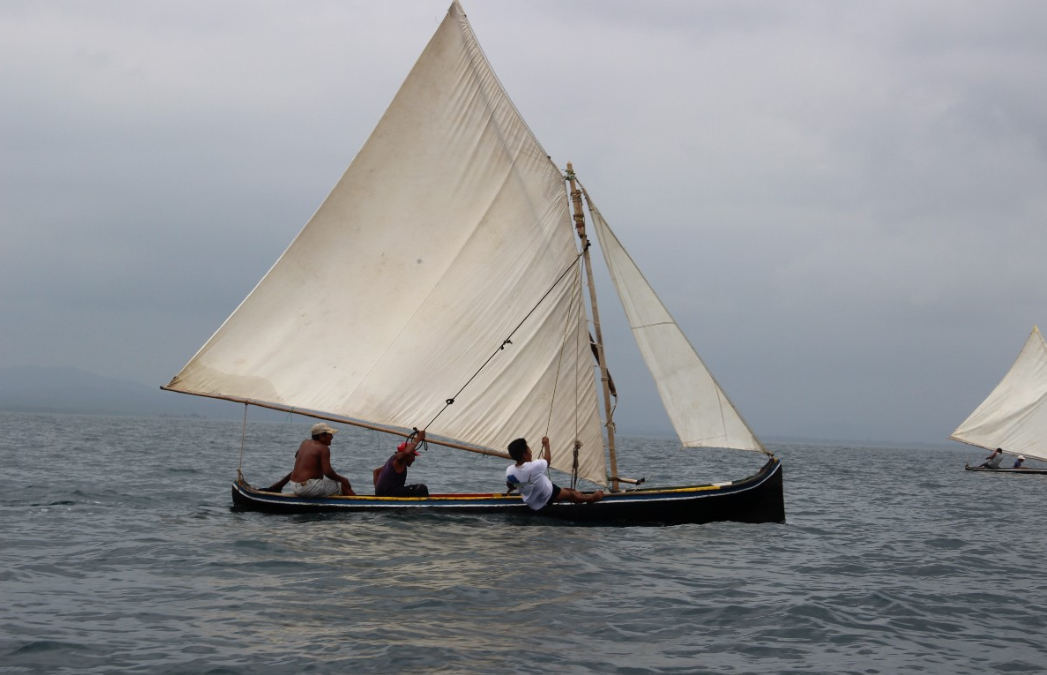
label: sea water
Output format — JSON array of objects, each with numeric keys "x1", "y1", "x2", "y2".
[{"x1": 1, "y1": 411, "x2": 1045, "y2": 674}]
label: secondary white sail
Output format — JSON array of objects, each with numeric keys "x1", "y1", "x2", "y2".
[
  {"x1": 586, "y1": 197, "x2": 766, "y2": 453},
  {"x1": 165, "y1": 2, "x2": 607, "y2": 484},
  {"x1": 950, "y1": 326, "x2": 1047, "y2": 462}
]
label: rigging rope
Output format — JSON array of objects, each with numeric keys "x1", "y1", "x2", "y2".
[
  {"x1": 237, "y1": 403, "x2": 248, "y2": 480},
  {"x1": 422, "y1": 249, "x2": 586, "y2": 432},
  {"x1": 571, "y1": 441, "x2": 580, "y2": 490},
  {"x1": 545, "y1": 282, "x2": 580, "y2": 437},
  {"x1": 573, "y1": 302, "x2": 583, "y2": 489},
  {"x1": 538, "y1": 286, "x2": 581, "y2": 465}
]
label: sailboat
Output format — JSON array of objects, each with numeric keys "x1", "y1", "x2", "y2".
[
  {"x1": 952, "y1": 326, "x2": 1047, "y2": 474},
  {"x1": 162, "y1": 1, "x2": 785, "y2": 524}
]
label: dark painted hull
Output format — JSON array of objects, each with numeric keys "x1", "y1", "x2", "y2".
[
  {"x1": 964, "y1": 463, "x2": 1047, "y2": 475},
  {"x1": 231, "y1": 457, "x2": 785, "y2": 526}
]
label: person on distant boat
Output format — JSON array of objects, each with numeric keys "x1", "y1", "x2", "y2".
[
  {"x1": 373, "y1": 429, "x2": 430, "y2": 497},
  {"x1": 1013, "y1": 455, "x2": 1026, "y2": 469},
  {"x1": 505, "y1": 436, "x2": 604, "y2": 510},
  {"x1": 979, "y1": 447, "x2": 1005, "y2": 469},
  {"x1": 266, "y1": 422, "x2": 356, "y2": 496}
]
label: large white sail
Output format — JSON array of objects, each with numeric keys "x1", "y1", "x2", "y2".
[
  {"x1": 950, "y1": 326, "x2": 1047, "y2": 462},
  {"x1": 586, "y1": 198, "x2": 766, "y2": 453},
  {"x1": 165, "y1": 2, "x2": 607, "y2": 484}
]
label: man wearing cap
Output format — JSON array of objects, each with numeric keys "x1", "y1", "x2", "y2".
[
  {"x1": 1013, "y1": 455, "x2": 1026, "y2": 469},
  {"x1": 273, "y1": 422, "x2": 355, "y2": 497},
  {"x1": 373, "y1": 429, "x2": 429, "y2": 497}
]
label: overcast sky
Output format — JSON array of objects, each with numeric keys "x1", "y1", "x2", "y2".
[{"x1": 2, "y1": 0, "x2": 1046, "y2": 445}]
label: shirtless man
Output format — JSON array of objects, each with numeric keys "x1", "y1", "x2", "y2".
[{"x1": 267, "y1": 422, "x2": 356, "y2": 496}]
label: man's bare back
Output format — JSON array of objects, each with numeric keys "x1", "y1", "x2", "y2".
[
  {"x1": 290, "y1": 439, "x2": 332, "y2": 482},
  {"x1": 262, "y1": 423, "x2": 355, "y2": 496},
  {"x1": 290, "y1": 425, "x2": 355, "y2": 496}
]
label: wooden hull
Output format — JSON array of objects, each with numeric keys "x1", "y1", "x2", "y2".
[
  {"x1": 964, "y1": 463, "x2": 1047, "y2": 475},
  {"x1": 231, "y1": 457, "x2": 785, "y2": 526}
]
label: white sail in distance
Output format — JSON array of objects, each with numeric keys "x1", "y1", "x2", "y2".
[
  {"x1": 586, "y1": 196, "x2": 766, "y2": 454},
  {"x1": 165, "y1": 2, "x2": 607, "y2": 484},
  {"x1": 950, "y1": 326, "x2": 1047, "y2": 462}
]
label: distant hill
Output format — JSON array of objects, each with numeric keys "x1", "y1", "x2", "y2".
[
  {"x1": 0, "y1": 366, "x2": 956, "y2": 448},
  {"x1": 0, "y1": 365, "x2": 242, "y2": 419}
]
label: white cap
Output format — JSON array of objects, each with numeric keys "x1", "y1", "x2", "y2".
[{"x1": 310, "y1": 422, "x2": 338, "y2": 436}]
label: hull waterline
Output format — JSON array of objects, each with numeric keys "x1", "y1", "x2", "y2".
[
  {"x1": 964, "y1": 463, "x2": 1047, "y2": 475},
  {"x1": 231, "y1": 457, "x2": 785, "y2": 525}
]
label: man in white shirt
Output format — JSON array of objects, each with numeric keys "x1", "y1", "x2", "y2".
[{"x1": 505, "y1": 436, "x2": 603, "y2": 510}]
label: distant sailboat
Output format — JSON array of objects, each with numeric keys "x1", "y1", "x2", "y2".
[
  {"x1": 162, "y1": 1, "x2": 785, "y2": 523},
  {"x1": 952, "y1": 326, "x2": 1047, "y2": 474}
]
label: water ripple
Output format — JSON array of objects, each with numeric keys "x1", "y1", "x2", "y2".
[{"x1": 3, "y1": 414, "x2": 1047, "y2": 673}]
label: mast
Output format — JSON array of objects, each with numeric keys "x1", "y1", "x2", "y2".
[{"x1": 567, "y1": 163, "x2": 620, "y2": 492}]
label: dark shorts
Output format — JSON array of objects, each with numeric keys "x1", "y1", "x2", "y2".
[
  {"x1": 381, "y1": 484, "x2": 429, "y2": 497},
  {"x1": 542, "y1": 484, "x2": 562, "y2": 508}
]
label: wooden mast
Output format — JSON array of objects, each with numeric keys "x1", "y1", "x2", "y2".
[{"x1": 567, "y1": 163, "x2": 620, "y2": 492}]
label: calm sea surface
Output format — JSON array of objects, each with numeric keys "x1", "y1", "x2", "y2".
[{"x1": 2, "y1": 411, "x2": 1046, "y2": 674}]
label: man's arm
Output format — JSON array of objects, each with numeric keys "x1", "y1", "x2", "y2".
[
  {"x1": 393, "y1": 430, "x2": 426, "y2": 470},
  {"x1": 320, "y1": 447, "x2": 354, "y2": 493},
  {"x1": 264, "y1": 472, "x2": 292, "y2": 492},
  {"x1": 404, "y1": 430, "x2": 426, "y2": 457},
  {"x1": 541, "y1": 436, "x2": 551, "y2": 465}
]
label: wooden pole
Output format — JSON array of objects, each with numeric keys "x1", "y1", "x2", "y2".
[
  {"x1": 566, "y1": 162, "x2": 620, "y2": 492},
  {"x1": 159, "y1": 386, "x2": 511, "y2": 459}
]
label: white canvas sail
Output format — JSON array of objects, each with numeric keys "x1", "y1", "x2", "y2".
[
  {"x1": 586, "y1": 197, "x2": 766, "y2": 453},
  {"x1": 950, "y1": 326, "x2": 1047, "y2": 462},
  {"x1": 165, "y1": 2, "x2": 607, "y2": 484}
]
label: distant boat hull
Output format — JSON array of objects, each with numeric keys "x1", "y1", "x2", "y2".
[
  {"x1": 231, "y1": 457, "x2": 785, "y2": 525},
  {"x1": 964, "y1": 463, "x2": 1047, "y2": 475}
]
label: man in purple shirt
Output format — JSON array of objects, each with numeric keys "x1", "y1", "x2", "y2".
[{"x1": 373, "y1": 429, "x2": 429, "y2": 497}]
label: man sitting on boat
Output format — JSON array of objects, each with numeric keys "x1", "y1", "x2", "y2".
[
  {"x1": 373, "y1": 429, "x2": 429, "y2": 497},
  {"x1": 272, "y1": 422, "x2": 356, "y2": 497},
  {"x1": 979, "y1": 448, "x2": 1005, "y2": 469},
  {"x1": 1013, "y1": 455, "x2": 1026, "y2": 469},
  {"x1": 505, "y1": 436, "x2": 603, "y2": 511}
]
